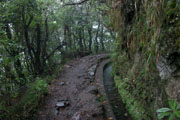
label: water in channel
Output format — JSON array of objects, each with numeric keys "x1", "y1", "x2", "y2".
[{"x1": 103, "y1": 64, "x2": 131, "y2": 120}]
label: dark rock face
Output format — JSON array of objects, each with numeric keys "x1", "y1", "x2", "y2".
[
  {"x1": 156, "y1": 55, "x2": 180, "y2": 102},
  {"x1": 156, "y1": 57, "x2": 174, "y2": 80},
  {"x1": 110, "y1": 0, "x2": 180, "y2": 119}
]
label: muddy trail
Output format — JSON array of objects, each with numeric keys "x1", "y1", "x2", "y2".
[
  {"x1": 37, "y1": 54, "x2": 126, "y2": 120},
  {"x1": 38, "y1": 54, "x2": 109, "y2": 120}
]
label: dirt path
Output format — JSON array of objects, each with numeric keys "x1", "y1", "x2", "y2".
[{"x1": 37, "y1": 54, "x2": 111, "y2": 120}]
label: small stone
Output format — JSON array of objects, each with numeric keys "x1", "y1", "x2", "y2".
[
  {"x1": 56, "y1": 100, "x2": 70, "y2": 110},
  {"x1": 59, "y1": 82, "x2": 65, "y2": 86},
  {"x1": 65, "y1": 65, "x2": 71, "y2": 68},
  {"x1": 56, "y1": 102, "x2": 65, "y2": 108},
  {"x1": 89, "y1": 72, "x2": 95, "y2": 76}
]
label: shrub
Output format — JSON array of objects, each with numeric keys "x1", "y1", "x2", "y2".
[
  {"x1": 0, "y1": 78, "x2": 48, "y2": 120},
  {"x1": 157, "y1": 99, "x2": 180, "y2": 120}
]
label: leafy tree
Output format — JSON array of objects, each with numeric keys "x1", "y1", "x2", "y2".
[{"x1": 0, "y1": 0, "x2": 114, "y2": 119}]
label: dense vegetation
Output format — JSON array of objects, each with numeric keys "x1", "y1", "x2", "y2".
[
  {"x1": 110, "y1": 0, "x2": 180, "y2": 119},
  {"x1": 0, "y1": 0, "x2": 180, "y2": 119},
  {"x1": 0, "y1": 0, "x2": 114, "y2": 119}
]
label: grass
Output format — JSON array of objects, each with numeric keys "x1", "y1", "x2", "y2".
[{"x1": 114, "y1": 75, "x2": 150, "y2": 120}]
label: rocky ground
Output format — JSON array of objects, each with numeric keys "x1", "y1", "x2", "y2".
[{"x1": 37, "y1": 54, "x2": 114, "y2": 120}]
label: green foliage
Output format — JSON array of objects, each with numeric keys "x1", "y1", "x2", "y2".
[
  {"x1": 0, "y1": 78, "x2": 48, "y2": 120},
  {"x1": 20, "y1": 79, "x2": 48, "y2": 119},
  {"x1": 114, "y1": 75, "x2": 151, "y2": 120},
  {"x1": 161, "y1": 0, "x2": 180, "y2": 56},
  {"x1": 109, "y1": 0, "x2": 180, "y2": 120},
  {"x1": 157, "y1": 99, "x2": 180, "y2": 120},
  {"x1": 0, "y1": 0, "x2": 114, "y2": 119}
]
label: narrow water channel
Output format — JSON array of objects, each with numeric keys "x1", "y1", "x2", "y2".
[{"x1": 103, "y1": 64, "x2": 131, "y2": 120}]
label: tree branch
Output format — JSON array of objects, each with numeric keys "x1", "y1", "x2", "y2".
[
  {"x1": 64, "y1": 0, "x2": 90, "y2": 6},
  {"x1": 27, "y1": 16, "x2": 33, "y2": 28},
  {"x1": 45, "y1": 43, "x2": 66, "y2": 61}
]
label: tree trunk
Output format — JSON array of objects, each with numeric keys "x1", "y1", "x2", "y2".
[
  {"x1": 95, "y1": 21, "x2": 100, "y2": 53},
  {"x1": 100, "y1": 26, "x2": 105, "y2": 51},
  {"x1": 5, "y1": 23, "x2": 12, "y2": 39},
  {"x1": 82, "y1": 27, "x2": 87, "y2": 51},
  {"x1": 78, "y1": 29, "x2": 83, "y2": 51},
  {"x1": 35, "y1": 23, "x2": 43, "y2": 74},
  {"x1": 22, "y1": 8, "x2": 35, "y2": 73},
  {"x1": 88, "y1": 26, "x2": 92, "y2": 53},
  {"x1": 5, "y1": 23, "x2": 26, "y2": 84},
  {"x1": 67, "y1": 25, "x2": 72, "y2": 49},
  {"x1": 42, "y1": 18, "x2": 48, "y2": 66}
]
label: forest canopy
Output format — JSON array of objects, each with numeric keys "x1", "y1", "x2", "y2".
[
  {"x1": 0, "y1": 0, "x2": 179, "y2": 120},
  {"x1": 0, "y1": 0, "x2": 114, "y2": 119}
]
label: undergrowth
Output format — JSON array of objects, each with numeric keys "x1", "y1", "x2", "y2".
[{"x1": 0, "y1": 77, "x2": 50, "y2": 120}]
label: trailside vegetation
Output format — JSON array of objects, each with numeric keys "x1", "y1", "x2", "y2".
[
  {"x1": 0, "y1": 0, "x2": 113, "y2": 119},
  {"x1": 109, "y1": 0, "x2": 180, "y2": 119}
]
